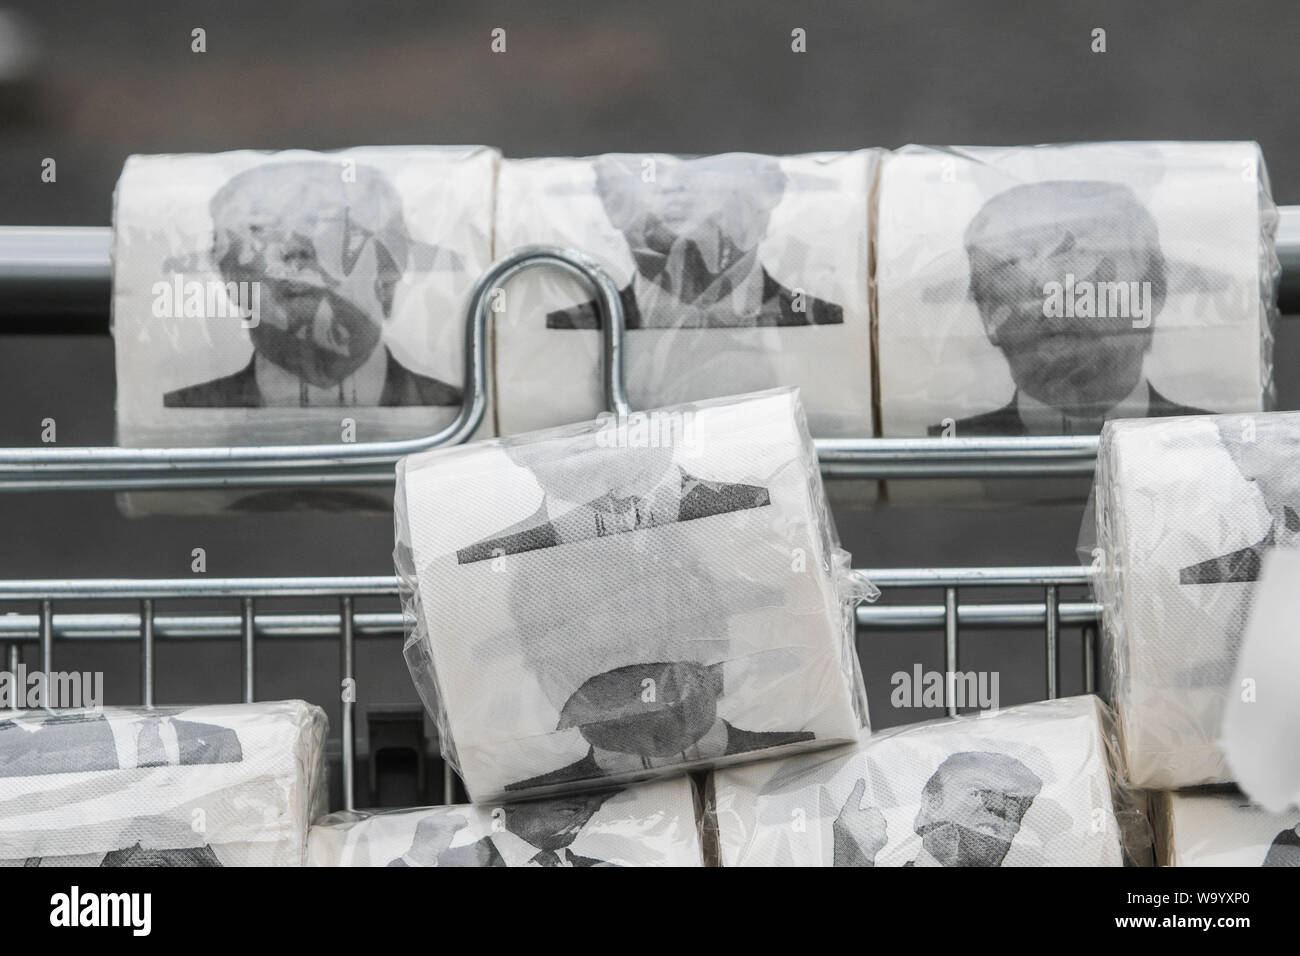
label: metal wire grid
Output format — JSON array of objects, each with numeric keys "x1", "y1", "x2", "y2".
[
  {"x1": 0, "y1": 212, "x2": 1294, "y2": 810},
  {"x1": 0, "y1": 567, "x2": 1096, "y2": 810}
]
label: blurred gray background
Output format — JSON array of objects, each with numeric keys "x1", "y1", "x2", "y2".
[{"x1": 0, "y1": 0, "x2": 1295, "y2": 806}]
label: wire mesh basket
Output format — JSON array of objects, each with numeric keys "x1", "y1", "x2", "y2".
[{"x1": 1, "y1": 215, "x2": 1296, "y2": 809}]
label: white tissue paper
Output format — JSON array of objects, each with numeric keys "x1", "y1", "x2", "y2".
[
  {"x1": 877, "y1": 142, "x2": 1277, "y2": 438},
  {"x1": 308, "y1": 775, "x2": 704, "y2": 867},
  {"x1": 1153, "y1": 790, "x2": 1300, "y2": 866},
  {"x1": 709, "y1": 696, "x2": 1130, "y2": 867},
  {"x1": 491, "y1": 151, "x2": 877, "y2": 438},
  {"x1": 396, "y1": 388, "x2": 873, "y2": 802},
  {"x1": 112, "y1": 145, "x2": 498, "y2": 513},
  {"x1": 0, "y1": 700, "x2": 326, "y2": 866},
  {"x1": 1222, "y1": 548, "x2": 1300, "y2": 811},
  {"x1": 1092, "y1": 411, "x2": 1300, "y2": 788}
]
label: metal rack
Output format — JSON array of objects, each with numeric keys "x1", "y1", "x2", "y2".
[{"x1": 0, "y1": 213, "x2": 1295, "y2": 810}]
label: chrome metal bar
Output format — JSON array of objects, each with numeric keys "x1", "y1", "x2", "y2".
[
  {"x1": 1083, "y1": 624, "x2": 1098, "y2": 695},
  {"x1": 0, "y1": 610, "x2": 406, "y2": 641},
  {"x1": 140, "y1": 598, "x2": 155, "y2": 707},
  {"x1": 944, "y1": 588, "x2": 958, "y2": 718},
  {"x1": 5, "y1": 643, "x2": 18, "y2": 712},
  {"x1": 1045, "y1": 586, "x2": 1059, "y2": 699},
  {"x1": 443, "y1": 763, "x2": 455, "y2": 807},
  {"x1": 5, "y1": 212, "x2": 1300, "y2": 316},
  {"x1": 0, "y1": 566, "x2": 1091, "y2": 602},
  {"x1": 0, "y1": 601, "x2": 1107, "y2": 640},
  {"x1": 0, "y1": 245, "x2": 628, "y2": 490},
  {"x1": 0, "y1": 575, "x2": 399, "y2": 601},
  {"x1": 1279, "y1": 204, "x2": 1300, "y2": 314},
  {"x1": 240, "y1": 598, "x2": 255, "y2": 703},
  {"x1": 867, "y1": 566, "x2": 1092, "y2": 589},
  {"x1": 339, "y1": 596, "x2": 356, "y2": 812},
  {"x1": 39, "y1": 600, "x2": 53, "y2": 674},
  {"x1": 857, "y1": 602, "x2": 1101, "y2": 628}
]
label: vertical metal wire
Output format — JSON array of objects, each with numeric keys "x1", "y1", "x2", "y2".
[
  {"x1": 240, "y1": 598, "x2": 255, "y2": 703},
  {"x1": 140, "y1": 598, "x2": 155, "y2": 708},
  {"x1": 339, "y1": 596, "x2": 355, "y2": 812},
  {"x1": 442, "y1": 762, "x2": 455, "y2": 807},
  {"x1": 1082, "y1": 624, "x2": 1097, "y2": 695},
  {"x1": 944, "y1": 587, "x2": 958, "y2": 718},
  {"x1": 39, "y1": 599, "x2": 53, "y2": 676},
  {"x1": 1045, "y1": 586, "x2": 1059, "y2": 699},
  {"x1": 5, "y1": 643, "x2": 18, "y2": 712}
]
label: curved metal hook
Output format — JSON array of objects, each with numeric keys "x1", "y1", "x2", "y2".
[{"x1": 0, "y1": 245, "x2": 628, "y2": 488}]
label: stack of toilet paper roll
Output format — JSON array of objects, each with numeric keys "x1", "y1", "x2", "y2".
[
  {"x1": 1153, "y1": 791, "x2": 1300, "y2": 866},
  {"x1": 395, "y1": 388, "x2": 873, "y2": 802},
  {"x1": 0, "y1": 701, "x2": 327, "y2": 866},
  {"x1": 708, "y1": 695, "x2": 1134, "y2": 867},
  {"x1": 308, "y1": 775, "x2": 704, "y2": 867},
  {"x1": 876, "y1": 141, "x2": 1277, "y2": 439},
  {"x1": 492, "y1": 151, "x2": 877, "y2": 439},
  {"x1": 112, "y1": 145, "x2": 498, "y2": 514},
  {"x1": 1091, "y1": 410, "x2": 1300, "y2": 789}
]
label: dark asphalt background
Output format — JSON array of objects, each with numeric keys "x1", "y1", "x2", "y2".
[{"x1": 0, "y1": 1, "x2": 1295, "y2": 806}]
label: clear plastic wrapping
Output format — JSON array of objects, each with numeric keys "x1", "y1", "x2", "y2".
[
  {"x1": 876, "y1": 142, "x2": 1279, "y2": 437},
  {"x1": 1151, "y1": 790, "x2": 1300, "y2": 866},
  {"x1": 491, "y1": 151, "x2": 878, "y2": 438},
  {"x1": 706, "y1": 695, "x2": 1149, "y2": 867},
  {"x1": 1090, "y1": 411, "x2": 1300, "y2": 789},
  {"x1": 395, "y1": 387, "x2": 877, "y2": 802},
  {"x1": 308, "y1": 774, "x2": 704, "y2": 867},
  {"x1": 1222, "y1": 548, "x2": 1300, "y2": 811},
  {"x1": 0, "y1": 700, "x2": 327, "y2": 866},
  {"x1": 111, "y1": 145, "x2": 499, "y2": 514}
]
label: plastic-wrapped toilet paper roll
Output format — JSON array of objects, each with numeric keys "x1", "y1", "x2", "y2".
[
  {"x1": 1152, "y1": 791, "x2": 1300, "y2": 866},
  {"x1": 877, "y1": 142, "x2": 1278, "y2": 438},
  {"x1": 396, "y1": 388, "x2": 874, "y2": 802},
  {"x1": 112, "y1": 146, "x2": 498, "y2": 514},
  {"x1": 492, "y1": 151, "x2": 877, "y2": 438},
  {"x1": 1222, "y1": 548, "x2": 1300, "y2": 811},
  {"x1": 0, "y1": 701, "x2": 327, "y2": 866},
  {"x1": 708, "y1": 696, "x2": 1134, "y2": 867},
  {"x1": 308, "y1": 775, "x2": 704, "y2": 867},
  {"x1": 1091, "y1": 411, "x2": 1300, "y2": 789}
]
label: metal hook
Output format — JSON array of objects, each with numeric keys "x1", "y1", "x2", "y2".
[{"x1": 0, "y1": 245, "x2": 628, "y2": 490}]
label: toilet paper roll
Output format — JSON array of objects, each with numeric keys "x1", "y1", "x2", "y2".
[
  {"x1": 112, "y1": 145, "x2": 498, "y2": 514},
  {"x1": 709, "y1": 695, "x2": 1130, "y2": 867},
  {"x1": 308, "y1": 775, "x2": 704, "y2": 867},
  {"x1": 0, "y1": 700, "x2": 327, "y2": 866},
  {"x1": 1092, "y1": 410, "x2": 1300, "y2": 788},
  {"x1": 1153, "y1": 790, "x2": 1300, "y2": 866},
  {"x1": 877, "y1": 142, "x2": 1277, "y2": 438},
  {"x1": 492, "y1": 151, "x2": 877, "y2": 438},
  {"x1": 396, "y1": 388, "x2": 872, "y2": 802},
  {"x1": 1223, "y1": 548, "x2": 1300, "y2": 811}
]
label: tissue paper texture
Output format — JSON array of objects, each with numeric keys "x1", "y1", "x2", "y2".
[
  {"x1": 0, "y1": 700, "x2": 327, "y2": 866},
  {"x1": 1093, "y1": 411, "x2": 1300, "y2": 788},
  {"x1": 877, "y1": 142, "x2": 1277, "y2": 437},
  {"x1": 112, "y1": 145, "x2": 497, "y2": 513},
  {"x1": 396, "y1": 388, "x2": 870, "y2": 801},
  {"x1": 308, "y1": 775, "x2": 703, "y2": 867},
  {"x1": 709, "y1": 696, "x2": 1128, "y2": 867},
  {"x1": 492, "y1": 151, "x2": 876, "y2": 438}
]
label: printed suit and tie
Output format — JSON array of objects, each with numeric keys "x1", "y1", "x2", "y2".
[{"x1": 2, "y1": 711, "x2": 243, "y2": 867}]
